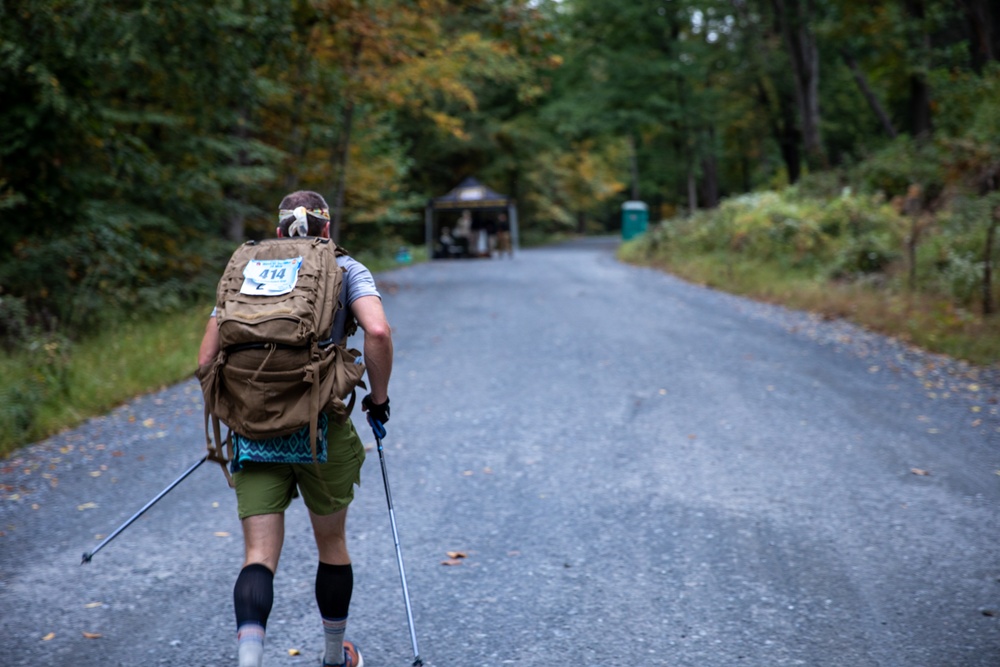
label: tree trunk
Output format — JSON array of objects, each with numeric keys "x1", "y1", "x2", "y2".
[
  {"x1": 330, "y1": 99, "x2": 354, "y2": 244},
  {"x1": 903, "y1": 0, "x2": 934, "y2": 138},
  {"x1": 629, "y1": 134, "x2": 640, "y2": 201},
  {"x1": 283, "y1": 53, "x2": 312, "y2": 193},
  {"x1": 959, "y1": 0, "x2": 996, "y2": 72},
  {"x1": 772, "y1": 0, "x2": 826, "y2": 169},
  {"x1": 841, "y1": 48, "x2": 898, "y2": 139},
  {"x1": 687, "y1": 167, "x2": 698, "y2": 215},
  {"x1": 330, "y1": 36, "x2": 365, "y2": 244},
  {"x1": 755, "y1": 78, "x2": 802, "y2": 184},
  {"x1": 984, "y1": 207, "x2": 999, "y2": 315},
  {"x1": 699, "y1": 128, "x2": 720, "y2": 209},
  {"x1": 224, "y1": 107, "x2": 250, "y2": 242},
  {"x1": 904, "y1": 184, "x2": 923, "y2": 291}
]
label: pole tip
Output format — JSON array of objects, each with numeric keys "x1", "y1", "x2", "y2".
[
  {"x1": 412, "y1": 658, "x2": 423, "y2": 667},
  {"x1": 81, "y1": 552, "x2": 92, "y2": 565}
]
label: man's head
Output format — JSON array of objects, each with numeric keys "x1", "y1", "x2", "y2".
[{"x1": 277, "y1": 191, "x2": 331, "y2": 237}]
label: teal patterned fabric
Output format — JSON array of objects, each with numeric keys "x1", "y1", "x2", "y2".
[{"x1": 231, "y1": 412, "x2": 329, "y2": 473}]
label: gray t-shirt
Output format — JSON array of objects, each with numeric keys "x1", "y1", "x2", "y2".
[{"x1": 331, "y1": 255, "x2": 380, "y2": 342}]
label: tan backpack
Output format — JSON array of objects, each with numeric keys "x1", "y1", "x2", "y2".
[{"x1": 197, "y1": 236, "x2": 367, "y2": 485}]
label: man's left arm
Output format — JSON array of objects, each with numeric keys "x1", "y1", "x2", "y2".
[{"x1": 352, "y1": 295, "x2": 393, "y2": 405}]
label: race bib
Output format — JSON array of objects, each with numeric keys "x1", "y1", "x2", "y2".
[{"x1": 240, "y1": 257, "x2": 303, "y2": 296}]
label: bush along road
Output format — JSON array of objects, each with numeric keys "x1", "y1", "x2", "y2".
[{"x1": 1, "y1": 237, "x2": 998, "y2": 666}]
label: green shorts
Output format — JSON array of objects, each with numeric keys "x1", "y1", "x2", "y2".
[{"x1": 233, "y1": 419, "x2": 366, "y2": 519}]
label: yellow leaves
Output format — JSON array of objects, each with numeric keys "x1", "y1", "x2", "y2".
[
  {"x1": 288, "y1": 648, "x2": 301, "y2": 656},
  {"x1": 77, "y1": 502, "x2": 98, "y2": 511},
  {"x1": 214, "y1": 532, "x2": 231, "y2": 538},
  {"x1": 82, "y1": 631, "x2": 102, "y2": 639},
  {"x1": 42, "y1": 632, "x2": 56, "y2": 641},
  {"x1": 426, "y1": 111, "x2": 468, "y2": 140},
  {"x1": 911, "y1": 468, "x2": 931, "y2": 476}
]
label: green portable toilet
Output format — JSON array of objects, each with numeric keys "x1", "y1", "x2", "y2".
[{"x1": 621, "y1": 201, "x2": 648, "y2": 240}]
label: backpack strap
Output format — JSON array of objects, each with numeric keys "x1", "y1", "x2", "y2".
[{"x1": 203, "y1": 406, "x2": 234, "y2": 488}]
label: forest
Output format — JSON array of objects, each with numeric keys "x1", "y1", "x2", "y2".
[{"x1": 2, "y1": 0, "x2": 999, "y2": 348}]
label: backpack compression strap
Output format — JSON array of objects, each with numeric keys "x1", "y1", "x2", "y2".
[{"x1": 204, "y1": 407, "x2": 234, "y2": 488}]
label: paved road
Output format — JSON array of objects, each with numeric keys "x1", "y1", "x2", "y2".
[{"x1": 2, "y1": 237, "x2": 998, "y2": 667}]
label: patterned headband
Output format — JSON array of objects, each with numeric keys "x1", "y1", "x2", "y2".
[{"x1": 278, "y1": 207, "x2": 330, "y2": 237}]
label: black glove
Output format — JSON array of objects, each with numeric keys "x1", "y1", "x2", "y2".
[{"x1": 362, "y1": 394, "x2": 390, "y2": 425}]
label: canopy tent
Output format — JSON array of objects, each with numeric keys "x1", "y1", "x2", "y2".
[{"x1": 425, "y1": 177, "x2": 519, "y2": 258}]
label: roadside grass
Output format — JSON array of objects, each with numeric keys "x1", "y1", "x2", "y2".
[
  {"x1": 0, "y1": 307, "x2": 209, "y2": 458},
  {"x1": 619, "y1": 245, "x2": 1000, "y2": 368},
  {"x1": 0, "y1": 247, "x2": 429, "y2": 459}
]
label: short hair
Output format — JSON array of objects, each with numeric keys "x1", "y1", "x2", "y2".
[{"x1": 278, "y1": 190, "x2": 330, "y2": 236}]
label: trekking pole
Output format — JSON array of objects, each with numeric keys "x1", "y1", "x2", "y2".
[
  {"x1": 368, "y1": 416, "x2": 423, "y2": 667},
  {"x1": 81, "y1": 454, "x2": 209, "y2": 564}
]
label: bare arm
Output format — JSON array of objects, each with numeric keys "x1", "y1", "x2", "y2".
[
  {"x1": 197, "y1": 316, "x2": 220, "y2": 368},
  {"x1": 351, "y1": 295, "x2": 393, "y2": 404}
]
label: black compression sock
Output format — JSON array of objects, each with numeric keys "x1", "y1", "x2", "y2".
[
  {"x1": 315, "y1": 561, "x2": 353, "y2": 619},
  {"x1": 234, "y1": 563, "x2": 275, "y2": 630}
]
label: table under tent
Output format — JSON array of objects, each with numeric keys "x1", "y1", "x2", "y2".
[{"x1": 425, "y1": 177, "x2": 520, "y2": 259}]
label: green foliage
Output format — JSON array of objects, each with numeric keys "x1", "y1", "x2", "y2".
[
  {"x1": 644, "y1": 190, "x2": 907, "y2": 278},
  {"x1": 622, "y1": 184, "x2": 1000, "y2": 365},
  {"x1": 852, "y1": 137, "x2": 946, "y2": 200}
]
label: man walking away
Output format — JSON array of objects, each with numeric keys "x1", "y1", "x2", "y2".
[{"x1": 197, "y1": 190, "x2": 393, "y2": 667}]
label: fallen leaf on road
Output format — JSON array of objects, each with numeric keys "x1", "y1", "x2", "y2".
[
  {"x1": 446, "y1": 551, "x2": 468, "y2": 559},
  {"x1": 84, "y1": 602, "x2": 102, "y2": 609},
  {"x1": 77, "y1": 502, "x2": 98, "y2": 511},
  {"x1": 42, "y1": 632, "x2": 55, "y2": 641},
  {"x1": 911, "y1": 468, "x2": 931, "y2": 476},
  {"x1": 214, "y1": 532, "x2": 231, "y2": 537},
  {"x1": 142, "y1": 418, "x2": 154, "y2": 427},
  {"x1": 441, "y1": 559, "x2": 463, "y2": 566},
  {"x1": 287, "y1": 648, "x2": 300, "y2": 656},
  {"x1": 82, "y1": 632, "x2": 102, "y2": 639}
]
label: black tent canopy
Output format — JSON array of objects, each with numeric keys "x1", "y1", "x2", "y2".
[{"x1": 425, "y1": 177, "x2": 519, "y2": 258}]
